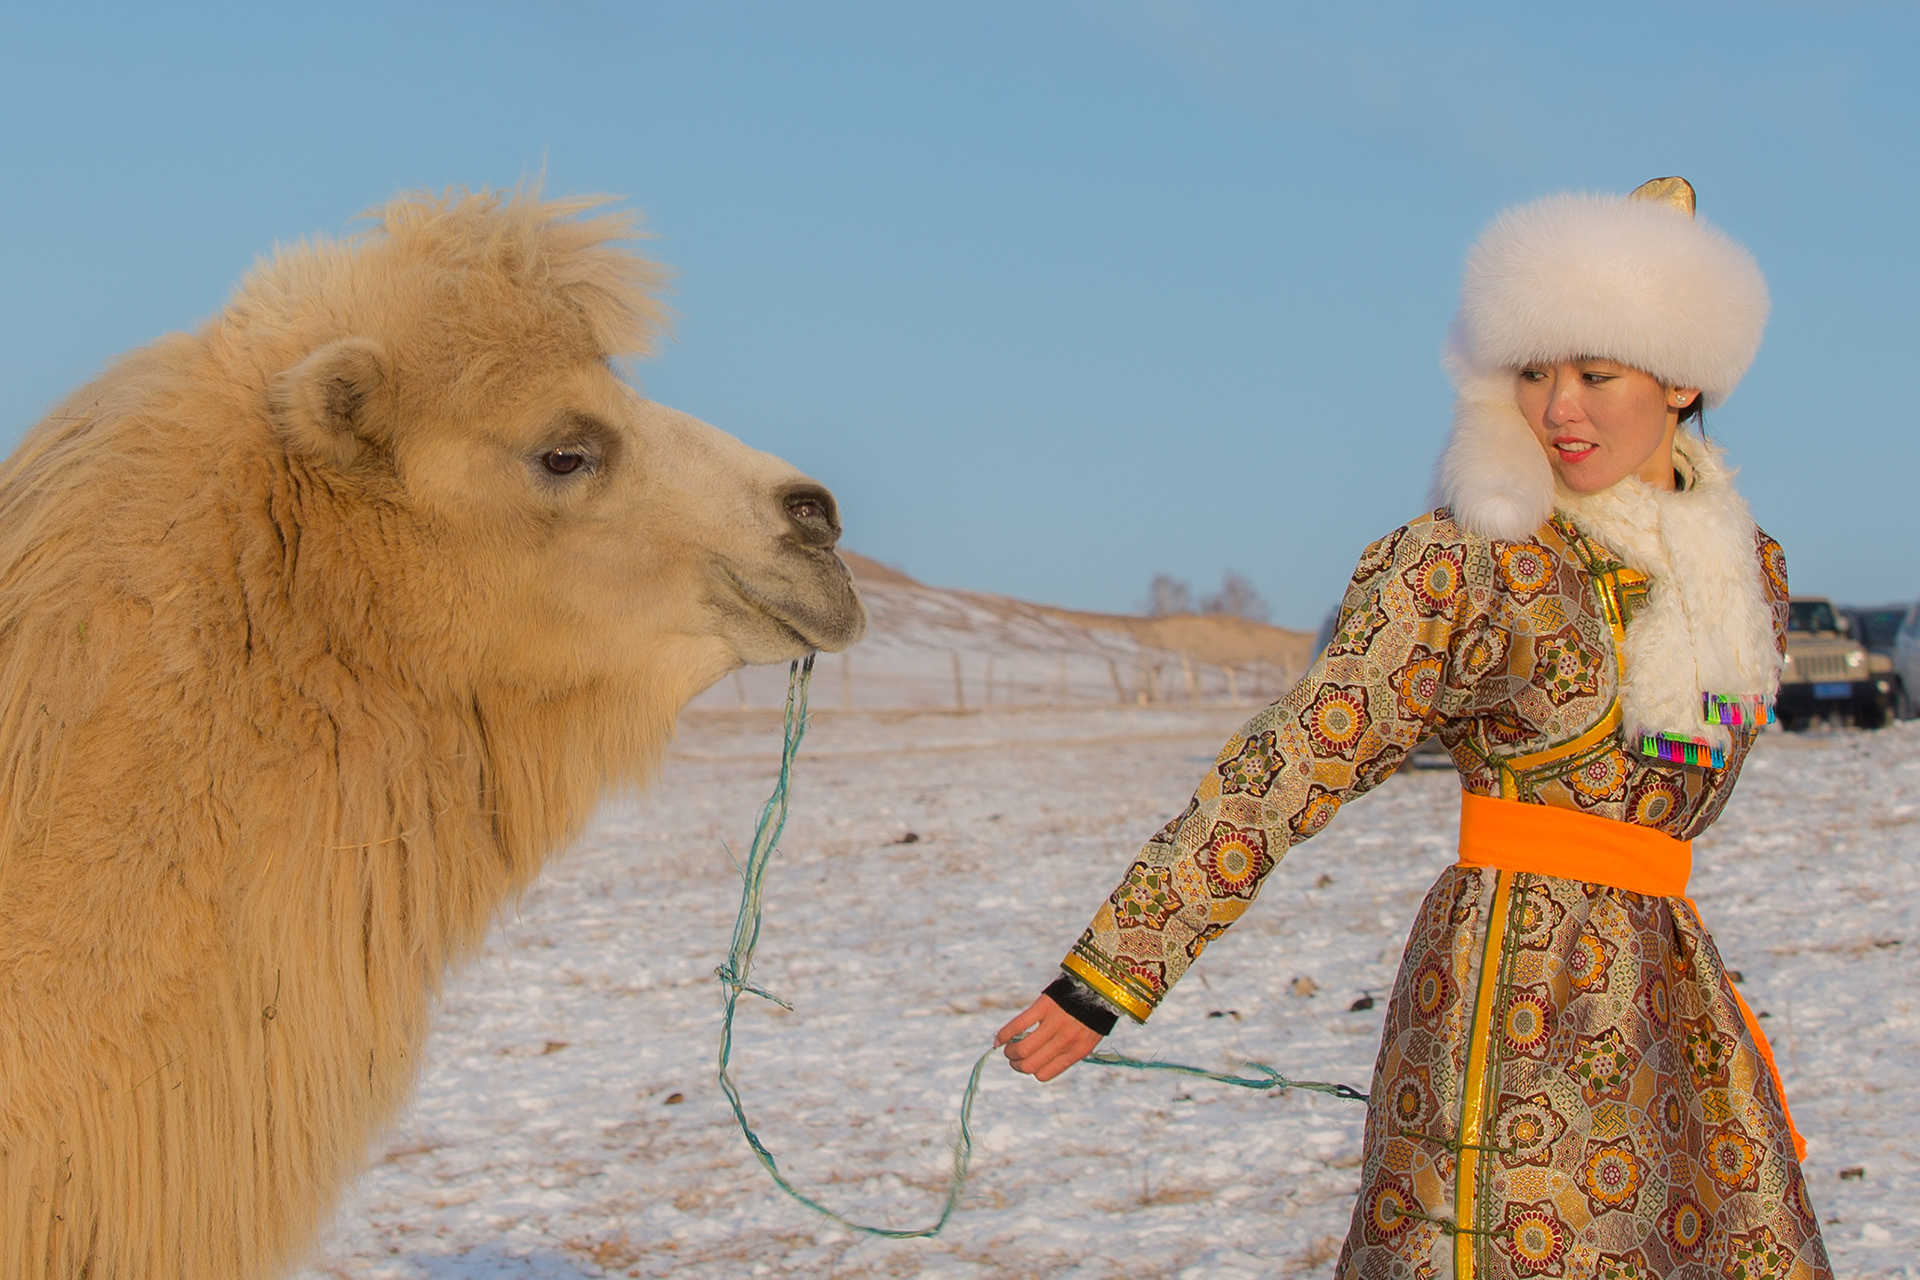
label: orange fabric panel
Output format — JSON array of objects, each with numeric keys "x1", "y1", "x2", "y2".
[{"x1": 1457, "y1": 790, "x2": 1692, "y2": 896}]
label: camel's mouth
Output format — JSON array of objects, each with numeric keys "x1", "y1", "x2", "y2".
[{"x1": 714, "y1": 551, "x2": 866, "y2": 661}]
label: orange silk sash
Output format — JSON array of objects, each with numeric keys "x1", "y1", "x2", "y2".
[
  {"x1": 1455, "y1": 791, "x2": 1806, "y2": 1162},
  {"x1": 1458, "y1": 789, "x2": 1692, "y2": 894}
]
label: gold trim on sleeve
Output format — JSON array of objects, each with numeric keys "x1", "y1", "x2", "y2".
[{"x1": 1062, "y1": 948, "x2": 1155, "y2": 1025}]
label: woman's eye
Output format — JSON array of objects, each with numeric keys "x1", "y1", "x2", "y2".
[{"x1": 542, "y1": 448, "x2": 586, "y2": 476}]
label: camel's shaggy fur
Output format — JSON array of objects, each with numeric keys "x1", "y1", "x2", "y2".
[{"x1": 0, "y1": 188, "x2": 864, "y2": 1278}]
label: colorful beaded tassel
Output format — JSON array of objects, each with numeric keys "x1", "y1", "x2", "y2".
[
  {"x1": 1639, "y1": 732, "x2": 1727, "y2": 769},
  {"x1": 1633, "y1": 694, "x2": 1772, "y2": 768},
  {"x1": 1703, "y1": 692, "x2": 1776, "y2": 728}
]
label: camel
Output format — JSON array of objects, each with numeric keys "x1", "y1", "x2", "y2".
[{"x1": 0, "y1": 188, "x2": 865, "y2": 1278}]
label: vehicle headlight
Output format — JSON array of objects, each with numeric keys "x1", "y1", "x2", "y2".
[{"x1": 1847, "y1": 650, "x2": 1865, "y2": 668}]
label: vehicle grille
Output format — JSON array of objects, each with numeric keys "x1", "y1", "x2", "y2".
[{"x1": 1790, "y1": 654, "x2": 1851, "y2": 681}]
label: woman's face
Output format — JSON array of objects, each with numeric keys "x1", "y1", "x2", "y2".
[{"x1": 1513, "y1": 359, "x2": 1696, "y2": 493}]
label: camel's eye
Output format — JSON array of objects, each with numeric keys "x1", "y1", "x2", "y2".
[
  {"x1": 542, "y1": 448, "x2": 587, "y2": 476},
  {"x1": 529, "y1": 415, "x2": 612, "y2": 484}
]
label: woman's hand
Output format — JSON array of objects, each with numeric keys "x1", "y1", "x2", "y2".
[{"x1": 995, "y1": 994, "x2": 1102, "y2": 1081}]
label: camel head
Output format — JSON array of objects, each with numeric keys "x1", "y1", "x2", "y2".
[{"x1": 251, "y1": 188, "x2": 866, "y2": 709}]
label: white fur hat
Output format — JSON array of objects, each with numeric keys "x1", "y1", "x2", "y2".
[
  {"x1": 1452, "y1": 186, "x2": 1768, "y2": 406},
  {"x1": 1436, "y1": 180, "x2": 1770, "y2": 541}
]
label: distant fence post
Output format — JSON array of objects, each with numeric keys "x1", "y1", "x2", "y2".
[
  {"x1": 1108, "y1": 658, "x2": 1126, "y2": 705},
  {"x1": 951, "y1": 651, "x2": 965, "y2": 711}
]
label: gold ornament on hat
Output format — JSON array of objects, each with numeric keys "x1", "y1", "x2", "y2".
[{"x1": 1630, "y1": 175, "x2": 1697, "y2": 218}]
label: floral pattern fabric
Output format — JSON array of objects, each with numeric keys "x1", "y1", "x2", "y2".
[
  {"x1": 1060, "y1": 508, "x2": 1829, "y2": 1278},
  {"x1": 1337, "y1": 869, "x2": 1826, "y2": 1279}
]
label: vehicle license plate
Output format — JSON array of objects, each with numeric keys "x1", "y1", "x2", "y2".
[{"x1": 1813, "y1": 682, "x2": 1851, "y2": 700}]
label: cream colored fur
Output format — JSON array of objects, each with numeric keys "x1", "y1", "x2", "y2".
[
  {"x1": 1455, "y1": 192, "x2": 1769, "y2": 407},
  {"x1": 1434, "y1": 330, "x2": 1559, "y2": 543},
  {"x1": 1438, "y1": 415, "x2": 1779, "y2": 752},
  {"x1": 1556, "y1": 433, "x2": 1781, "y2": 753},
  {"x1": 0, "y1": 188, "x2": 864, "y2": 1278}
]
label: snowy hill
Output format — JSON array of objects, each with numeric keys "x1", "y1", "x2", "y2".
[{"x1": 696, "y1": 552, "x2": 1319, "y2": 712}]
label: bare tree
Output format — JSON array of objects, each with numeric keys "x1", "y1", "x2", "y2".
[
  {"x1": 1144, "y1": 573, "x2": 1193, "y2": 616},
  {"x1": 1201, "y1": 571, "x2": 1270, "y2": 622}
]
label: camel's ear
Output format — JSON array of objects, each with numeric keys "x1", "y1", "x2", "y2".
[{"x1": 268, "y1": 338, "x2": 393, "y2": 469}]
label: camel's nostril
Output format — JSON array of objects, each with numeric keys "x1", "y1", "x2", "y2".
[{"x1": 781, "y1": 484, "x2": 841, "y2": 549}]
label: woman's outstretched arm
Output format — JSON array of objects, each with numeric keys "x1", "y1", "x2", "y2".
[{"x1": 1004, "y1": 513, "x2": 1506, "y2": 1062}]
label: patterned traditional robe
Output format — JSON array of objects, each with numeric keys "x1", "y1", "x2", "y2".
[{"x1": 1062, "y1": 509, "x2": 1830, "y2": 1279}]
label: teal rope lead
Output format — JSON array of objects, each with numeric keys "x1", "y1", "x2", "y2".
[
  {"x1": 715, "y1": 658, "x2": 1367, "y2": 1239},
  {"x1": 1083, "y1": 1051, "x2": 1371, "y2": 1103}
]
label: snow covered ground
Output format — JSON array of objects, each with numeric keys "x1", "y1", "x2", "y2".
[{"x1": 297, "y1": 707, "x2": 1920, "y2": 1280}]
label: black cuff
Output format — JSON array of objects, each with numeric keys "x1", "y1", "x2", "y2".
[{"x1": 1044, "y1": 973, "x2": 1119, "y2": 1037}]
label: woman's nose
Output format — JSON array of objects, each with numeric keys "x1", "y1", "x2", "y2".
[{"x1": 1546, "y1": 375, "x2": 1584, "y2": 424}]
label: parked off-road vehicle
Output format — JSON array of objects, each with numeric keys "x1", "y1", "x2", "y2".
[
  {"x1": 1894, "y1": 602, "x2": 1920, "y2": 721},
  {"x1": 1841, "y1": 603, "x2": 1916, "y2": 719},
  {"x1": 1778, "y1": 597, "x2": 1895, "y2": 729}
]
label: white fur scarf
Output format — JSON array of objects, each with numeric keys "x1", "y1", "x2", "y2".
[{"x1": 1436, "y1": 401, "x2": 1780, "y2": 762}]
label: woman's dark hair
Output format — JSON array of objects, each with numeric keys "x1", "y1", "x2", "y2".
[{"x1": 1679, "y1": 392, "x2": 1707, "y2": 437}]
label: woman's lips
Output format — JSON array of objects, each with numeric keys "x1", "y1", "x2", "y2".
[{"x1": 1552, "y1": 436, "x2": 1598, "y2": 461}]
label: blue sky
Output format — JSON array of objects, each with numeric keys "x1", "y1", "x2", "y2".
[{"x1": 2, "y1": 2, "x2": 1914, "y2": 629}]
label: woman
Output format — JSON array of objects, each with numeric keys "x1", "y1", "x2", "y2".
[{"x1": 997, "y1": 178, "x2": 1831, "y2": 1279}]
